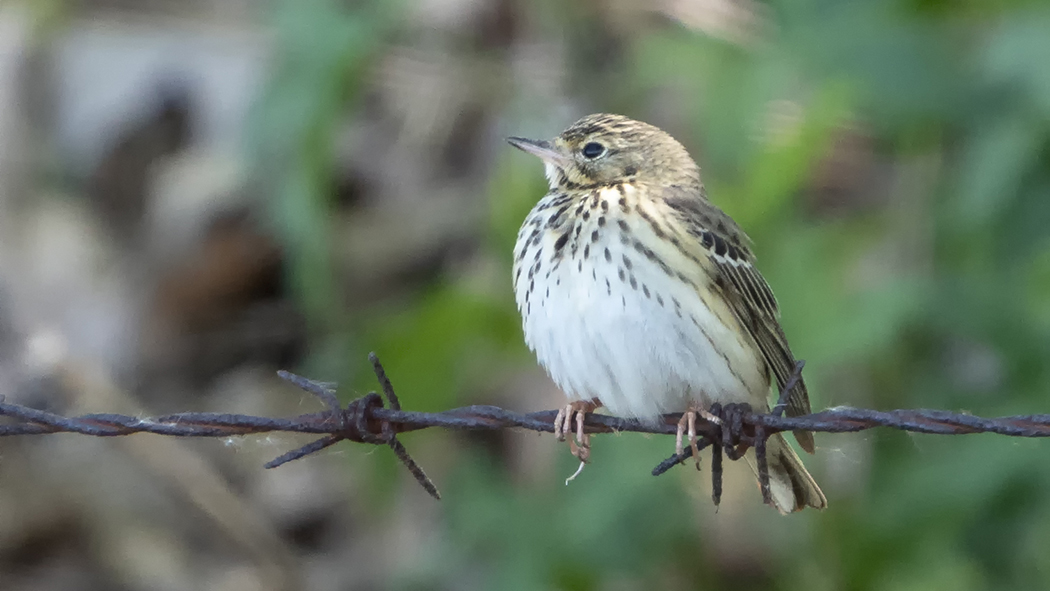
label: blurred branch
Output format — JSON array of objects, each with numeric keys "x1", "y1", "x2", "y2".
[{"x1": 3, "y1": 354, "x2": 1050, "y2": 508}]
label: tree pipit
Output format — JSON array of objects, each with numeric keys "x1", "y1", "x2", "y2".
[{"x1": 508, "y1": 114, "x2": 826, "y2": 513}]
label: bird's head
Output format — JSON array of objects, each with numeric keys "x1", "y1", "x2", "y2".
[{"x1": 508, "y1": 113, "x2": 701, "y2": 191}]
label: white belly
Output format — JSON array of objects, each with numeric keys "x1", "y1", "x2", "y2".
[{"x1": 513, "y1": 188, "x2": 769, "y2": 420}]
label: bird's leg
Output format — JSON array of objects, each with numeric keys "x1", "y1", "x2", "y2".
[
  {"x1": 572, "y1": 409, "x2": 588, "y2": 457},
  {"x1": 675, "y1": 404, "x2": 703, "y2": 470},
  {"x1": 554, "y1": 405, "x2": 570, "y2": 442},
  {"x1": 566, "y1": 399, "x2": 599, "y2": 461}
]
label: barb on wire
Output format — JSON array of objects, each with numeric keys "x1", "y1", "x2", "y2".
[{"x1": 2, "y1": 354, "x2": 1050, "y2": 509}]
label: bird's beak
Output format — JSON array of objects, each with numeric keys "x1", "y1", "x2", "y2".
[{"x1": 507, "y1": 137, "x2": 570, "y2": 166}]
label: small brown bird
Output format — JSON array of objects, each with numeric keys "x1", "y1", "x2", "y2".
[{"x1": 508, "y1": 114, "x2": 826, "y2": 513}]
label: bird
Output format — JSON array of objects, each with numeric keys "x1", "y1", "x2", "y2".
[{"x1": 507, "y1": 113, "x2": 826, "y2": 513}]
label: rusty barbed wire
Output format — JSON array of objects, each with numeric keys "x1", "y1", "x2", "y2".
[{"x1": 2, "y1": 354, "x2": 1050, "y2": 507}]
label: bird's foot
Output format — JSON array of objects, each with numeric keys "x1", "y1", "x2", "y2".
[
  {"x1": 697, "y1": 407, "x2": 722, "y2": 425},
  {"x1": 676, "y1": 404, "x2": 725, "y2": 469},
  {"x1": 675, "y1": 406, "x2": 703, "y2": 470},
  {"x1": 553, "y1": 399, "x2": 599, "y2": 482}
]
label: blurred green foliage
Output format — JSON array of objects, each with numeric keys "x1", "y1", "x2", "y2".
[
  {"x1": 251, "y1": 0, "x2": 1050, "y2": 588},
  {"x1": 250, "y1": 0, "x2": 401, "y2": 378}
]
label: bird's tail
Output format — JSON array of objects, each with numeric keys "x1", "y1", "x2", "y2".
[{"x1": 746, "y1": 433, "x2": 826, "y2": 513}]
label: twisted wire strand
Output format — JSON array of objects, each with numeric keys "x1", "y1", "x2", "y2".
[{"x1": 3, "y1": 354, "x2": 1049, "y2": 503}]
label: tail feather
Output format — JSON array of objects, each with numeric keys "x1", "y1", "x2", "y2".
[{"x1": 745, "y1": 433, "x2": 826, "y2": 513}]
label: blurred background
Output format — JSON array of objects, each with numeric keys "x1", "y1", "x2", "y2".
[{"x1": 0, "y1": 0, "x2": 1049, "y2": 589}]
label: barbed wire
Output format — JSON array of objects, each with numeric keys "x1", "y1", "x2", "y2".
[{"x1": 2, "y1": 353, "x2": 1050, "y2": 507}]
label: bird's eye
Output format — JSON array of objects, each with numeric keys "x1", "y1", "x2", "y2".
[{"x1": 581, "y1": 142, "x2": 605, "y2": 159}]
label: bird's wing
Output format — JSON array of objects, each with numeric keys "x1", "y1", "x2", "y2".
[{"x1": 662, "y1": 188, "x2": 815, "y2": 453}]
